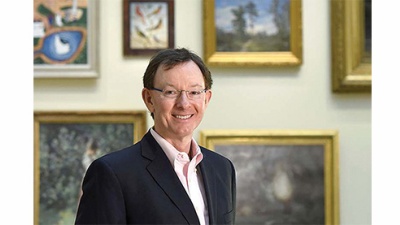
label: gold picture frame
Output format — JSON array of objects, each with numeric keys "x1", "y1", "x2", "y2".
[
  {"x1": 203, "y1": 0, "x2": 302, "y2": 67},
  {"x1": 200, "y1": 130, "x2": 339, "y2": 225},
  {"x1": 331, "y1": 0, "x2": 371, "y2": 92},
  {"x1": 34, "y1": 111, "x2": 147, "y2": 225}
]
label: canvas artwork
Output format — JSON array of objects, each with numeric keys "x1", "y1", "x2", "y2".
[
  {"x1": 34, "y1": 111, "x2": 147, "y2": 225},
  {"x1": 37, "y1": 123, "x2": 134, "y2": 225},
  {"x1": 33, "y1": 0, "x2": 98, "y2": 78},
  {"x1": 34, "y1": 0, "x2": 89, "y2": 65},
  {"x1": 129, "y1": 2, "x2": 169, "y2": 49},
  {"x1": 363, "y1": 0, "x2": 371, "y2": 62},
  {"x1": 215, "y1": 0, "x2": 290, "y2": 52},
  {"x1": 216, "y1": 144, "x2": 325, "y2": 225},
  {"x1": 200, "y1": 130, "x2": 339, "y2": 225},
  {"x1": 203, "y1": 0, "x2": 302, "y2": 66},
  {"x1": 123, "y1": 0, "x2": 174, "y2": 55}
]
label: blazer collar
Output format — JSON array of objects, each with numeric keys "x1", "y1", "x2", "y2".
[
  {"x1": 198, "y1": 149, "x2": 218, "y2": 225},
  {"x1": 141, "y1": 132, "x2": 200, "y2": 224}
]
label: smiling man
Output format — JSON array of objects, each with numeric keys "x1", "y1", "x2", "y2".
[{"x1": 75, "y1": 48, "x2": 236, "y2": 225}]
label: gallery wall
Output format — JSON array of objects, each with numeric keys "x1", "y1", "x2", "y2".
[{"x1": 34, "y1": 0, "x2": 371, "y2": 224}]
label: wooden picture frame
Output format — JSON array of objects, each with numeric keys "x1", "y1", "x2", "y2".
[
  {"x1": 203, "y1": 0, "x2": 302, "y2": 67},
  {"x1": 200, "y1": 130, "x2": 340, "y2": 225},
  {"x1": 34, "y1": 0, "x2": 99, "y2": 78},
  {"x1": 34, "y1": 111, "x2": 147, "y2": 225},
  {"x1": 123, "y1": 0, "x2": 175, "y2": 56},
  {"x1": 331, "y1": 0, "x2": 371, "y2": 92}
]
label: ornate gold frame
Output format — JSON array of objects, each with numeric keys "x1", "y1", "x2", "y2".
[
  {"x1": 200, "y1": 130, "x2": 340, "y2": 225},
  {"x1": 34, "y1": 111, "x2": 147, "y2": 225},
  {"x1": 203, "y1": 0, "x2": 302, "y2": 67},
  {"x1": 331, "y1": 0, "x2": 371, "y2": 92}
]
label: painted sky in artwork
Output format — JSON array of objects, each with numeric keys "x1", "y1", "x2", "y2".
[{"x1": 215, "y1": 0, "x2": 289, "y2": 35}]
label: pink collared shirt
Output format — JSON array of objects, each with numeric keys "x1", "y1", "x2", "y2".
[{"x1": 150, "y1": 128, "x2": 209, "y2": 225}]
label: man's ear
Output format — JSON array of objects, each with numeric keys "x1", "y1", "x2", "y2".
[
  {"x1": 205, "y1": 90, "x2": 212, "y2": 105},
  {"x1": 142, "y1": 88, "x2": 155, "y2": 113}
]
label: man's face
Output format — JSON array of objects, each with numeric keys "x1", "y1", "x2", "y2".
[{"x1": 142, "y1": 61, "x2": 212, "y2": 142}]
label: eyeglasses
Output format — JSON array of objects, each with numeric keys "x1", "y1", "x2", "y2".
[{"x1": 150, "y1": 87, "x2": 208, "y2": 100}]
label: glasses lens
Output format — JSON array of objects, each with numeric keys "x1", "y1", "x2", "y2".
[
  {"x1": 187, "y1": 90, "x2": 205, "y2": 99},
  {"x1": 161, "y1": 89, "x2": 205, "y2": 100},
  {"x1": 162, "y1": 89, "x2": 178, "y2": 98}
]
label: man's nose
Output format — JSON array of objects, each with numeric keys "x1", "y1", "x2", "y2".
[{"x1": 176, "y1": 91, "x2": 190, "y2": 106}]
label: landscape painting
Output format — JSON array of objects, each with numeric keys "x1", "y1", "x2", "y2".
[
  {"x1": 215, "y1": 0, "x2": 290, "y2": 52},
  {"x1": 216, "y1": 144, "x2": 325, "y2": 225},
  {"x1": 200, "y1": 130, "x2": 340, "y2": 225}
]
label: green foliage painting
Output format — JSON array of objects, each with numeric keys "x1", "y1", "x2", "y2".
[{"x1": 38, "y1": 123, "x2": 134, "y2": 225}]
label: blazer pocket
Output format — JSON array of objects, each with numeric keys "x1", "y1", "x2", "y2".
[{"x1": 224, "y1": 209, "x2": 234, "y2": 224}]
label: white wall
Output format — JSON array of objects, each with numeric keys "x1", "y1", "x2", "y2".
[{"x1": 34, "y1": 0, "x2": 371, "y2": 224}]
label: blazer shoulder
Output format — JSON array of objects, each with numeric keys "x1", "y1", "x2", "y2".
[
  {"x1": 201, "y1": 146, "x2": 228, "y2": 160},
  {"x1": 95, "y1": 142, "x2": 142, "y2": 169},
  {"x1": 201, "y1": 146, "x2": 235, "y2": 168},
  {"x1": 91, "y1": 132, "x2": 160, "y2": 173}
]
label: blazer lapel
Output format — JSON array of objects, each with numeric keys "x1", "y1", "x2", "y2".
[
  {"x1": 141, "y1": 132, "x2": 200, "y2": 225},
  {"x1": 198, "y1": 150, "x2": 218, "y2": 225}
]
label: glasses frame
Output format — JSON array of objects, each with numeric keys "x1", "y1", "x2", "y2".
[{"x1": 150, "y1": 87, "x2": 208, "y2": 100}]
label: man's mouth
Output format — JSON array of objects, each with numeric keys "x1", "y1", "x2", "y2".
[{"x1": 173, "y1": 114, "x2": 192, "y2": 120}]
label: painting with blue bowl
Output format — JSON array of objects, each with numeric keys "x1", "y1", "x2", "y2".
[{"x1": 33, "y1": 0, "x2": 98, "y2": 78}]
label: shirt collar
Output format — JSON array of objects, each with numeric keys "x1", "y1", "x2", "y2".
[{"x1": 150, "y1": 128, "x2": 203, "y2": 166}]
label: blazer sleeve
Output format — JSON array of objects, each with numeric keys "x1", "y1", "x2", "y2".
[
  {"x1": 230, "y1": 159, "x2": 236, "y2": 225},
  {"x1": 75, "y1": 158, "x2": 126, "y2": 224}
]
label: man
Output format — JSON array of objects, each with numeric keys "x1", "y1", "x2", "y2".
[{"x1": 75, "y1": 48, "x2": 236, "y2": 225}]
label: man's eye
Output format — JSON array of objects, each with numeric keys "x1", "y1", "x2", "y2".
[
  {"x1": 189, "y1": 91, "x2": 202, "y2": 95},
  {"x1": 164, "y1": 90, "x2": 177, "y2": 95}
]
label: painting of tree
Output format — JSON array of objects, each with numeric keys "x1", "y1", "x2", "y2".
[{"x1": 215, "y1": 0, "x2": 290, "y2": 52}]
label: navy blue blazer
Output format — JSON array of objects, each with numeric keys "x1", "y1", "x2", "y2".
[{"x1": 75, "y1": 131, "x2": 236, "y2": 225}]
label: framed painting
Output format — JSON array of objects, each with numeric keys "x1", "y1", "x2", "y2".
[
  {"x1": 123, "y1": 0, "x2": 175, "y2": 56},
  {"x1": 34, "y1": 111, "x2": 147, "y2": 225},
  {"x1": 200, "y1": 130, "x2": 340, "y2": 225},
  {"x1": 33, "y1": 0, "x2": 99, "y2": 78},
  {"x1": 331, "y1": 0, "x2": 371, "y2": 92},
  {"x1": 203, "y1": 0, "x2": 302, "y2": 67}
]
